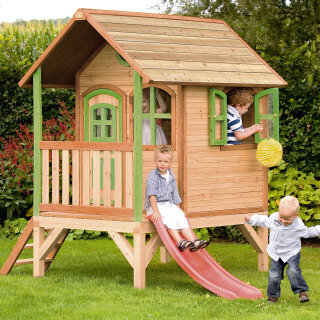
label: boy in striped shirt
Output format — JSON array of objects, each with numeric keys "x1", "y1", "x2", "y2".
[{"x1": 227, "y1": 88, "x2": 263, "y2": 145}]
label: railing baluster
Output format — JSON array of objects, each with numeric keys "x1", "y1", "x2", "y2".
[
  {"x1": 72, "y1": 150, "x2": 80, "y2": 205},
  {"x1": 62, "y1": 150, "x2": 69, "y2": 205},
  {"x1": 42, "y1": 149, "x2": 49, "y2": 204},
  {"x1": 92, "y1": 150, "x2": 100, "y2": 206},
  {"x1": 103, "y1": 151, "x2": 111, "y2": 207},
  {"x1": 125, "y1": 152, "x2": 133, "y2": 209},
  {"x1": 52, "y1": 150, "x2": 59, "y2": 204},
  {"x1": 39, "y1": 142, "x2": 134, "y2": 212},
  {"x1": 114, "y1": 151, "x2": 122, "y2": 208},
  {"x1": 82, "y1": 150, "x2": 90, "y2": 206}
]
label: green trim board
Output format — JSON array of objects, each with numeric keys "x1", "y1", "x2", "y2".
[
  {"x1": 209, "y1": 89, "x2": 227, "y2": 146},
  {"x1": 254, "y1": 88, "x2": 279, "y2": 143},
  {"x1": 115, "y1": 52, "x2": 130, "y2": 67},
  {"x1": 133, "y1": 71, "x2": 143, "y2": 222},
  {"x1": 33, "y1": 68, "x2": 42, "y2": 216}
]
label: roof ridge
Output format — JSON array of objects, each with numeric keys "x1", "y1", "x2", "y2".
[{"x1": 79, "y1": 8, "x2": 226, "y2": 24}]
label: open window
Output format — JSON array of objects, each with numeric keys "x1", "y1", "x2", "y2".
[
  {"x1": 209, "y1": 88, "x2": 279, "y2": 147},
  {"x1": 131, "y1": 86, "x2": 175, "y2": 149}
]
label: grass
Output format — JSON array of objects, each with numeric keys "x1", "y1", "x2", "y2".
[{"x1": 0, "y1": 239, "x2": 319, "y2": 320}]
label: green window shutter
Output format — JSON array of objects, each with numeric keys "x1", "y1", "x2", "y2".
[
  {"x1": 254, "y1": 88, "x2": 279, "y2": 143},
  {"x1": 209, "y1": 89, "x2": 227, "y2": 145}
]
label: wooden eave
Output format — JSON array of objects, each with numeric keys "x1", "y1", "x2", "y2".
[{"x1": 19, "y1": 8, "x2": 287, "y2": 88}]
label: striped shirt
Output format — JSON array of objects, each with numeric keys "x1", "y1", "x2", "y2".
[
  {"x1": 227, "y1": 105, "x2": 244, "y2": 145},
  {"x1": 248, "y1": 212, "x2": 320, "y2": 262},
  {"x1": 144, "y1": 168, "x2": 182, "y2": 210}
]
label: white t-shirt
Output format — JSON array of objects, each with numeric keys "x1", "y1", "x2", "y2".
[{"x1": 161, "y1": 170, "x2": 170, "y2": 183}]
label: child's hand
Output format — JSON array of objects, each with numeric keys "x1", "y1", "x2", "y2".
[
  {"x1": 252, "y1": 124, "x2": 263, "y2": 133},
  {"x1": 153, "y1": 210, "x2": 161, "y2": 221},
  {"x1": 244, "y1": 215, "x2": 251, "y2": 223}
]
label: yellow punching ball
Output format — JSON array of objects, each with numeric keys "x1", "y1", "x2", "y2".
[{"x1": 256, "y1": 138, "x2": 283, "y2": 168}]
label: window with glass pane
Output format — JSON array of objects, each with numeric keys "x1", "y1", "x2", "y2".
[{"x1": 90, "y1": 103, "x2": 117, "y2": 142}]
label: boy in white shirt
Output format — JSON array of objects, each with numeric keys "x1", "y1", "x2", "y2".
[{"x1": 245, "y1": 196, "x2": 320, "y2": 303}]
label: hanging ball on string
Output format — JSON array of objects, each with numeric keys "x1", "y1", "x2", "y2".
[{"x1": 256, "y1": 138, "x2": 283, "y2": 168}]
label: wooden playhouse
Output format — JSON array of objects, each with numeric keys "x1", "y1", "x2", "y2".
[{"x1": 1, "y1": 9, "x2": 287, "y2": 288}]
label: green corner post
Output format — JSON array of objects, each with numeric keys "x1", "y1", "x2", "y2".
[
  {"x1": 133, "y1": 71, "x2": 143, "y2": 222},
  {"x1": 33, "y1": 67, "x2": 42, "y2": 216}
]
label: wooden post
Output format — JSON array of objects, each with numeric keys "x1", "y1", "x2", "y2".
[
  {"x1": 134, "y1": 232, "x2": 145, "y2": 289},
  {"x1": 33, "y1": 222, "x2": 45, "y2": 277},
  {"x1": 160, "y1": 245, "x2": 170, "y2": 264},
  {"x1": 133, "y1": 71, "x2": 143, "y2": 222},
  {"x1": 237, "y1": 223, "x2": 268, "y2": 272},
  {"x1": 258, "y1": 226, "x2": 269, "y2": 271},
  {"x1": 33, "y1": 67, "x2": 42, "y2": 216}
]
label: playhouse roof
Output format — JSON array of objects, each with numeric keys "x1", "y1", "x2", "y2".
[{"x1": 19, "y1": 9, "x2": 287, "y2": 88}]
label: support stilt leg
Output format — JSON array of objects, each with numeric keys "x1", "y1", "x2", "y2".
[
  {"x1": 134, "y1": 233, "x2": 145, "y2": 289},
  {"x1": 160, "y1": 245, "x2": 170, "y2": 264},
  {"x1": 258, "y1": 226, "x2": 269, "y2": 272},
  {"x1": 33, "y1": 225, "x2": 45, "y2": 277}
]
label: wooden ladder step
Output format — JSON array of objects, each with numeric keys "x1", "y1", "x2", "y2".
[
  {"x1": 15, "y1": 258, "x2": 53, "y2": 266},
  {"x1": 23, "y1": 243, "x2": 62, "y2": 250}
]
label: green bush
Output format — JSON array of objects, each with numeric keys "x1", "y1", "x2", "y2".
[
  {"x1": 0, "y1": 218, "x2": 28, "y2": 239},
  {"x1": 268, "y1": 161, "x2": 320, "y2": 226},
  {"x1": 0, "y1": 103, "x2": 75, "y2": 222}
]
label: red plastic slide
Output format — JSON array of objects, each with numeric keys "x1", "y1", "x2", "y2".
[{"x1": 151, "y1": 217, "x2": 263, "y2": 299}]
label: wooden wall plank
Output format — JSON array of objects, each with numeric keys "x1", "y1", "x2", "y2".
[{"x1": 79, "y1": 45, "x2": 134, "y2": 96}]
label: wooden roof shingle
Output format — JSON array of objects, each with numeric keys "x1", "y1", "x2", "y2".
[{"x1": 19, "y1": 9, "x2": 287, "y2": 88}]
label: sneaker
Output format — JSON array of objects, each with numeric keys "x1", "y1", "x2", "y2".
[
  {"x1": 299, "y1": 292, "x2": 310, "y2": 303},
  {"x1": 267, "y1": 297, "x2": 278, "y2": 303}
]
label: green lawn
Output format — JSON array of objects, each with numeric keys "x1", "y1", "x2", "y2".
[{"x1": 0, "y1": 239, "x2": 319, "y2": 320}]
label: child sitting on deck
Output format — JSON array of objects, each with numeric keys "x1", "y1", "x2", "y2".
[
  {"x1": 144, "y1": 144, "x2": 209, "y2": 252},
  {"x1": 227, "y1": 88, "x2": 263, "y2": 145},
  {"x1": 245, "y1": 196, "x2": 320, "y2": 303}
]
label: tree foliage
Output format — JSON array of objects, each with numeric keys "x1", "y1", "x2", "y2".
[
  {"x1": 0, "y1": 20, "x2": 74, "y2": 138},
  {"x1": 158, "y1": 0, "x2": 320, "y2": 176}
]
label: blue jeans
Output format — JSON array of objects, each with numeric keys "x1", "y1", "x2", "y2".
[{"x1": 267, "y1": 251, "x2": 309, "y2": 298}]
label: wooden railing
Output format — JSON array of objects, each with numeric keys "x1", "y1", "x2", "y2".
[{"x1": 39, "y1": 141, "x2": 134, "y2": 216}]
